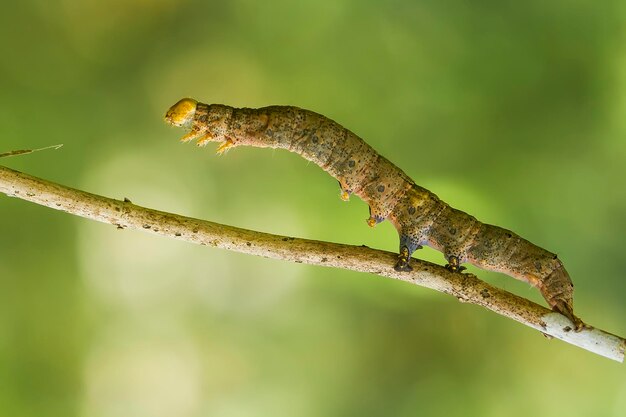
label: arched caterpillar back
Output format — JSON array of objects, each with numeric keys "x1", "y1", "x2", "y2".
[{"x1": 165, "y1": 97, "x2": 582, "y2": 330}]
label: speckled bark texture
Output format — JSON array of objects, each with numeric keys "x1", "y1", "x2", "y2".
[
  {"x1": 165, "y1": 98, "x2": 577, "y2": 327},
  {"x1": 0, "y1": 164, "x2": 623, "y2": 362}
]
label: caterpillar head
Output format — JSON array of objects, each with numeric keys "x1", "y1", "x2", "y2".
[
  {"x1": 164, "y1": 98, "x2": 198, "y2": 128},
  {"x1": 165, "y1": 99, "x2": 234, "y2": 151}
]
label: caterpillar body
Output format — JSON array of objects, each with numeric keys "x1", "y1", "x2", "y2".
[{"x1": 165, "y1": 98, "x2": 581, "y2": 329}]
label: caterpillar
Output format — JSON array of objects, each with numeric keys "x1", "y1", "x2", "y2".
[{"x1": 165, "y1": 98, "x2": 582, "y2": 330}]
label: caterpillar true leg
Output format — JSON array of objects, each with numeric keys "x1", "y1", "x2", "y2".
[
  {"x1": 215, "y1": 138, "x2": 235, "y2": 154},
  {"x1": 196, "y1": 133, "x2": 214, "y2": 147},
  {"x1": 180, "y1": 129, "x2": 205, "y2": 143}
]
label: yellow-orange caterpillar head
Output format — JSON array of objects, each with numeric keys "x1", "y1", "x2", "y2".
[{"x1": 164, "y1": 98, "x2": 198, "y2": 127}]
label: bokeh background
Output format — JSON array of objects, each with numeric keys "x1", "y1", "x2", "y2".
[{"x1": 1, "y1": 1, "x2": 625, "y2": 416}]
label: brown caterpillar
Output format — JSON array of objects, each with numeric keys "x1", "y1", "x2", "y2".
[{"x1": 165, "y1": 98, "x2": 582, "y2": 329}]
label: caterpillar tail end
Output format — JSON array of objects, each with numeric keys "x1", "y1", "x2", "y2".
[
  {"x1": 540, "y1": 263, "x2": 584, "y2": 331},
  {"x1": 551, "y1": 300, "x2": 584, "y2": 331}
]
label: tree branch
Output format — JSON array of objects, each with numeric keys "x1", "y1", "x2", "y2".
[{"x1": 0, "y1": 164, "x2": 624, "y2": 362}]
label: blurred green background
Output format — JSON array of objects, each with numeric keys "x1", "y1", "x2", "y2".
[{"x1": 1, "y1": 1, "x2": 625, "y2": 416}]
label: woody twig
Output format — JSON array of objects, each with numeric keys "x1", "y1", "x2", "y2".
[{"x1": 0, "y1": 164, "x2": 624, "y2": 362}]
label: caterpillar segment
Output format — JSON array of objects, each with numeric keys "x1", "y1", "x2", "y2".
[{"x1": 165, "y1": 98, "x2": 582, "y2": 330}]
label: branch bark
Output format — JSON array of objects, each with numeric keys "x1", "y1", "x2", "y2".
[{"x1": 0, "y1": 164, "x2": 624, "y2": 362}]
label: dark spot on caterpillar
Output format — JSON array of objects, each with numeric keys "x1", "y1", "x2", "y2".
[
  {"x1": 311, "y1": 135, "x2": 319, "y2": 143},
  {"x1": 143, "y1": 224, "x2": 151, "y2": 229},
  {"x1": 348, "y1": 160, "x2": 355, "y2": 168},
  {"x1": 282, "y1": 237, "x2": 295, "y2": 241},
  {"x1": 124, "y1": 197, "x2": 132, "y2": 203},
  {"x1": 175, "y1": 232, "x2": 182, "y2": 237},
  {"x1": 408, "y1": 206, "x2": 416, "y2": 215},
  {"x1": 321, "y1": 257, "x2": 328, "y2": 262},
  {"x1": 553, "y1": 254, "x2": 558, "y2": 259},
  {"x1": 377, "y1": 185, "x2": 385, "y2": 193},
  {"x1": 480, "y1": 288, "x2": 490, "y2": 298},
  {"x1": 246, "y1": 241, "x2": 251, "y2": 246},
  {"x1": 115, "y1": 207, "x2": 120, "y2": 212},
  {"x1": 193, "y1": 228, "x2": 199, "y2": 233},
  {"x1": 505, "y1": 232, "x2": 512, "y2": 238},
  {"x1": 563, "y1": 326, "x2": 572, "y2": 332}
]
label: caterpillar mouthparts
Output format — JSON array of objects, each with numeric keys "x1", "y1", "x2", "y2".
[{"x1": 164, "y1": 98, "x2": 198, "y2": 127}]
